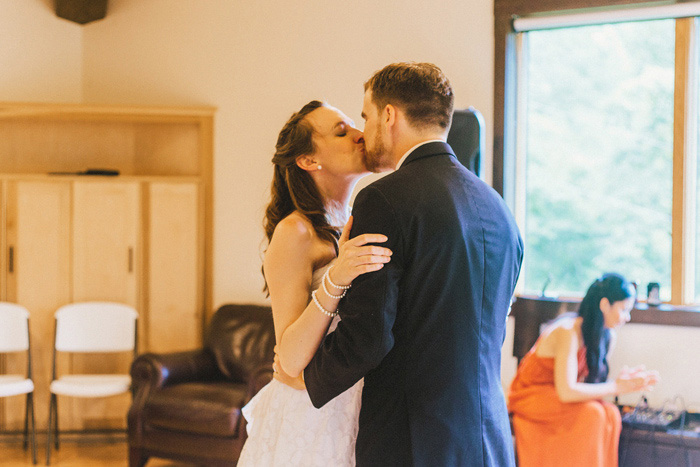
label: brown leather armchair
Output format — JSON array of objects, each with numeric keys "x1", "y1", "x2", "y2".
[{"x1": 127, "y1": 304, "x2": 275, "y2": 467}]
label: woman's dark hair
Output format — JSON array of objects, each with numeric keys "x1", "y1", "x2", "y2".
[
  {"x1": 578, "y1": 272, "x2": 636, "y2": 383},
  {"x1": 262, "y1": 100, "x2": 340, "y2": 292}
]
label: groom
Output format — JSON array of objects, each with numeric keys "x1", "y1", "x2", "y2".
[{"x1": 304, "y1": 62, "x2": 523, "y2": 466}]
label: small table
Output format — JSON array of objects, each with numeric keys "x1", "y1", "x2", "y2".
[{"x1": 619, "y1": 415, "x2": 700, "y2": 467}]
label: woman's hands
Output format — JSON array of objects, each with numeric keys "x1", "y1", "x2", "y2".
[
  {"x1": 328, "y1": 216, "x2": 392, "y2": 287},
  {"x1": 615, "y1": 365, "x2": 660, "y2": 395}
]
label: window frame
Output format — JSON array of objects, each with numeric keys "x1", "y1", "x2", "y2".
[{"x1": 494, "y1": 0, "x2": 700, "y2": 320}]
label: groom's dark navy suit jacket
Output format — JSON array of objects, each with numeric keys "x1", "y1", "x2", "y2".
[{"x1": 304, "y1": 142, "x2": 523, "y2": 466}]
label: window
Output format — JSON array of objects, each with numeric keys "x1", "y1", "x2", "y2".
[
  {"x1": 522, "y1": 20, "x2": 676, "y2": 298},
  {"x1": 695, "y1": 33, "x2": 700, "y2": 302},
  {"x1": 494, "y1": 2, "x2": 700, "y2": 305}
]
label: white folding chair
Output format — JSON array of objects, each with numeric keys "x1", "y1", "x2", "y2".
[
  {"x1": 46, "y1": 302, "x2": 138, "y2": 464},
  {"x1": 0, "y1": 302, "x2": 37, "y2": 464}
]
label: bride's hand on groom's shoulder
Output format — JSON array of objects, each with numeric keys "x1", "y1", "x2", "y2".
[
  {"x1": 273, "y1": 350, "x2": 306, "y2": 390},
  {"x1": 332, "y1": 216, "x2": 392, "y2": 287}
]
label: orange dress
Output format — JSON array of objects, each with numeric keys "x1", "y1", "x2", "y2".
[{"x1": 508, "y1": 343, "x2": 622, "y2": 467}]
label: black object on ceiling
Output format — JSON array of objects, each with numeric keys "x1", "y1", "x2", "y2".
[{"x1": 55, "y1": 0, "x2": 108, "y2": 25}]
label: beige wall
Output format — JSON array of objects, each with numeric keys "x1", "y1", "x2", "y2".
[
  {"x1": 610, "y1": 324, "x2": 700, "y2": 410},
  {"x1": 0, "y1": 0, "x2": 83, "y2": 102},
  {"x1": 1, "y1": 0, "x2": 698, "y2": 411},
  {"x1": 80, "y1": 0, "x2": 495, "y2": 306}
]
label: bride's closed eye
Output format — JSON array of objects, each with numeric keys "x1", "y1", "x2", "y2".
[{"x1": 336, "y1": 122, "x2": 348, "y2": 137}]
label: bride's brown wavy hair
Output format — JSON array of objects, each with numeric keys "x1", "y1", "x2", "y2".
[{"x1": 262, "y1": 100, "x2": 341, "y2": 292}]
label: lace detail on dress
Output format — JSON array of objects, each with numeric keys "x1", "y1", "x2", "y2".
[{"x1": 238, "y1": 260, "x2": 362, "y2": 466}]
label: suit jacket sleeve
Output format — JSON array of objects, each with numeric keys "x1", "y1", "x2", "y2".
[{"x1": 304, "y1": 185, "x2": 402, "y2": 408}]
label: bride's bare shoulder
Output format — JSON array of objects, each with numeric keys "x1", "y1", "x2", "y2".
[
  {"x1": 265, "y1": 211, "x2": 333, "y2": 275},
  {"x1": 264, "y1": 213, "x2": 316, "y2": 281},
  {"x1": 270, "y1": 212, "x2": 315, "y2": 247}
]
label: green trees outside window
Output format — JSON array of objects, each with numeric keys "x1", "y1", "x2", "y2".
[{"x1": 522, "y1": 20, "x2": 675, "y2": 298}]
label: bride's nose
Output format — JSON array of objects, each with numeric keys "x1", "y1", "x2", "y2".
[{"x1": 353, "y1": 129, "x2": 364, "y2": 144}]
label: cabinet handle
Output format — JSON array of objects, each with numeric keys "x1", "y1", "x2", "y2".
[
  {"x1": 8, "y1": 246, "x2": 14, "y2": 273},
  {"x1": 128, "y1": 247, "x2": 134, "y2": 273}
]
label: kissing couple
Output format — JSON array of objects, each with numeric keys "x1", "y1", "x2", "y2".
[{"x1": 238, "y1": 62, "x2": 523, "y2": 467}]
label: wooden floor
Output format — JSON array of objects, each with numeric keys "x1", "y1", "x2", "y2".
[{"x1": 1, "y1": 437, "x2": 199, "y2": 467}]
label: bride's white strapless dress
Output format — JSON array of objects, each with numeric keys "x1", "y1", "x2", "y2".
[{"x1": 238, "y1": 263, "x2": 363, "y2": 467}]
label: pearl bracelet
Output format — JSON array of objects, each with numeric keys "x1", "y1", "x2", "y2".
[
  {"x1": 324, "y1": 267, "x2": 351, "y2": 291},
  {"x1": 311, "y1": 290, "x2": 338, "y2": 317},
  {"x1": 322, "y1": 274, "x2": 347, "y2": 299}
]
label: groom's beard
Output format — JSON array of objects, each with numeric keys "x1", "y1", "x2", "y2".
[{"x1": 363, "y1": 122, "x2": 393, "y2": 172}]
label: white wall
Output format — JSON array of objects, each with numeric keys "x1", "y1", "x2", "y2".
[
  {"x1": 610, "y1": 324, "x2": 700, "y2": 412},
  {"x1": 0, "y1": 0, "x2": 82, "y2": 102},
  {"x1": 80, "y1": 0, "x2": 495, "y2": 306}
]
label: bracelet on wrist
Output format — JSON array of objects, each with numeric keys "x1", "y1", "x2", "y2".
[
  {"x1": 324, "y1": 267, "x2": 351, "y2": 291},
  {"x1": 311, "y1": 290, "x2": 339, "y2": 318},
  {"x1": 322, "y1": 274, "x2": 347, "y2": 299}
]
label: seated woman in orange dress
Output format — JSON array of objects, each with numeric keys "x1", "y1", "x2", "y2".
[{"x1": 508, "y1": 273, "x2": 659, "y2": 467}]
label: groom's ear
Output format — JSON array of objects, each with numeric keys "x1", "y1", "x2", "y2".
[
  {"x1": 383, "y1": 104, "x2": 396, "y2": 128},
  {"x1": 295, "y1": 154, "x2": 318, "y2": 172}
]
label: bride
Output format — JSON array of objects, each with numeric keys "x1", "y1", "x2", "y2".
[{"x1": 238, "y1": 100, "x2": 392, "y2": 466}]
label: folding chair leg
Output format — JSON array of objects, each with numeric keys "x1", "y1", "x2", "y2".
[
  {"x1": 46, "y1": 394, "x2": 53, "y2": 465},
  {"x1": 53, "y1": 396, "x2": 59, "y2": 451},
  {"x1": 24, "y1": 393, "x2": 30, "y2": 450},
  {"x1": 46, "y1": 393, "x2": 57, "y2": 465},
  {"x1": 29, "y1": 392, "x2": 37, "y2": 465},
  {"x1": 46, "y1": 394, "x2": 52, "y2": 465}
]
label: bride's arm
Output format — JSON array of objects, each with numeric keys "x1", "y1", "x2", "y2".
[
  {"x1": 268, "y1": 216, "x2": 391, "y2": 379},
  {"x1": 266, "y1": 217, "x2": 333, "y2": 379}
]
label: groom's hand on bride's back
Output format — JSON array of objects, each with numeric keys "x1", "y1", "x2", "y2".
[{"x1": 273, "y1": 348, "x2": 306, "y2": 390}]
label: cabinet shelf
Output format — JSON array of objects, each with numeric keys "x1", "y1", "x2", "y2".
[
  {"x1": 0, "y1": 173, "x2": 202, "y2": 183},
  {"x1": 0, "y1": 103, "x2": 214, "y2": 177}
]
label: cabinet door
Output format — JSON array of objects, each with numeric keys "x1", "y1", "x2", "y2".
[
  {"x1": 71, "y1": 181, "x2": 140, "y2": 430},
  {"x1": 147, "y1": 182, "x2": 202, "y2": 352},
  {"x1": 4, "y1": 181, "x2": 72, "y2": 431},
  {"x1": 1, "y1": 182, "x2": 4, "y2": 299},
  {"x1": 72, "y1": 181, "x2": 140, "y2": 306}
]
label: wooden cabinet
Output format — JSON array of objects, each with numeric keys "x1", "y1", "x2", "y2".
[
  {"x1": 0, "y1": 103, "x2": 213, "y2": 431},
  {"x1": 72, "y1": 181, "x2": 141, "y2": 431},
  {"x1": 146, "y1": 182, "x2": 201, "y2": 353},
  {"x1": 3, "y1": 181, "x2": 72, "y2": 432},
  {"x1": 72, "y1": 181, "x2": 141, "y2": 306}
]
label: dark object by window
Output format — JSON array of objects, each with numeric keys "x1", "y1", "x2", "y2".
[{"x1": 447, "y1": 108, "x2": 484, "y2": 178}]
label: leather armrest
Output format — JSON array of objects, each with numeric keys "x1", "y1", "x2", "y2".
[
  {"x1": 131, "y1": 349, "x2": 221, "y2": 393},
  {"x1": 129, "y1": 349, "x2": 221, "y2": 444}
]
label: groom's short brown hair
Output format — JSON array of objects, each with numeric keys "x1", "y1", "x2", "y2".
[{"x1": 364, "y1": 62, "x2": 454, "y2": 130}]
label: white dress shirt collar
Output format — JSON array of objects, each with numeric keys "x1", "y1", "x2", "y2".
[{"x1": 395, "y1": 139, "x2": 445, "y2": 170}]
